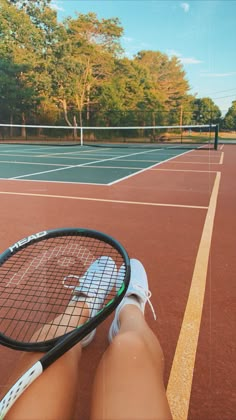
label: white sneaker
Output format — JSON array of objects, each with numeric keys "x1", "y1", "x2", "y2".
[
  {"x1": 69, "y1": 256, "x2": 117, "y2": 347},
  {"x1": 108, "y1": 259, "x2": 156, "y2": 342}
]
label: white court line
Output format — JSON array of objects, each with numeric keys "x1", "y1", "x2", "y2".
[
  {"x1": 0, "y1": 145, "x2": 65, "y2": 153},
  {"x1": 0, "y1": 153, "x2": 102, "y2": 161},
  {"x1": 73, "y1": 164, "x2": 147, "y2": 170},
  {"x1": 186, "y1": 153, "x2": 222, "y2": 157},
  {"x1": 166, "y1": 161, "x2": 221, "y2": 165},
  {"x1": 151, "y1": 168, "x2": 217, "y2": 173},
  {"x1": 36, "y1": 148, "x2": 113, "y2": 157},
  {"x1": 0, "y1": 191, "x2": 208, "y2": 210},
  {"x1": 14, "y1": 145, "x2": 67, "y2": 152},
  {"x1": 0, "y1": 177, "x2": 109, "y2": 186},
  {"x1": 108, "y1": 149, "x2": 194, "y2": 185},
  {"x1": 0, "y1": 145, "x2": 106, "y2": 156},
  {"x1": 37, "y1": 147, "x2": 189, "y2": 158},
  {"x1": 0, "y1": 160, "x2": 68, "y2": 167},
  {"x1": 0, "y1": 153, "x2": 44, "y2": 157},
  {"x1": 9, "y1": 148, "x2": 163, "y2": 180},
  {"x1": 0, "y1": 153, "x2": 190, "y2": 164}
]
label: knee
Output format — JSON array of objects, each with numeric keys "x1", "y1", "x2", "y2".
[
  {"x1": 109, "y1": 330, "x2": 165, "y2": 373},
  {"x1": 109, "y1": 331, "x2": 148, "y2": 360}
]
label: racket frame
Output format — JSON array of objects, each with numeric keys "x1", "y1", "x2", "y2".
[
  {"x1": 0, "y1": 227, "x2": 130, "y2": 353},
  {"x1": 0, "y1": 228, "x2": 130, "y2": 417}
]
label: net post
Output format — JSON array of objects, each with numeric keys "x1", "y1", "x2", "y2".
[
  {"x1": 214, "y1": 124, "x2": 219, "y2": 150},
  {"x1": 80, "y1": 127, "x2": 83, "y2": 146}
]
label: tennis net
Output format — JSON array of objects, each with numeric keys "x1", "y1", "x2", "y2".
[{"x1": 0, "y1": 124, "x2": 219, "y2": 150}]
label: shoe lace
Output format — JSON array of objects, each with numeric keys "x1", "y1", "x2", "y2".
[
  {"x1": 63, "y1": 274, "x2": 80, "y2": 290},
  {"x1": 132, "y1": 283, "x2": 157, "y2": 320}
]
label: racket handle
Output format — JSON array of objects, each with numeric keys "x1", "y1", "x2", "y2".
[{"x1": 0, "y1": 361, "x2": 43, "y2": 418}]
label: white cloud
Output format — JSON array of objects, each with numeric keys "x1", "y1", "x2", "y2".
[
  {"x1": 200, "y1": 71, "x2": 236, "y2": 78},
  {"x1": 167, "y1": 50, "x2": 202, "y2": 65},
  {"x1": 121, "y1": 36, "x2": 151, "y2": 58},
  {"x1": 51, "y1": 1, "x2": 65, "y2": 12},
  {"x1": 181, "y1": 57, "x2": 202, "y2": 64},
  {"x1": 167, "y1": 49, "x2": 180, "y2": 57},
  {"x1": 180, "y1": 2, "x2": 190, "y2": 13},
  {"x1": 122, "y1": 36, "x2": 135, "y2": 45}
]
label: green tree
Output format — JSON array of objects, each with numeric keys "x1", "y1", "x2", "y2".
[
  {"x1": 61, "y1": 13, "x2": 123, "y2": 126},
  {"x1": 94, "y1": 58, "x2": 149, "y2": 126},
  {"x1": 192, "y1": 97, "x2": 221, "y2": 125},
  {"x1": 1, "y1": 0, "x2": 43, "y2": 59},
  {"x1": 2, "y1": 1, "x2": 221, "y2": 133},
  {"x1": 0, "y1": 59, "x2": 31, "y2": 124},
  {"x1": 0, "y1": 0, "x2": 45, "y2": 127},
  {"x1": 1, "y1": 0, "x2": 66, "y2": 127},
  {"x1": 134, "y1": 50, "x2": 190, "y2": 124},
  {"x1": 223, "y1": 101, "x2": 236, "y2": 130}
]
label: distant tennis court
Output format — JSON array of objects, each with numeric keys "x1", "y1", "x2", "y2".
[{"x1": 0, "y1": 142, "x2": 208, "y2": 184}]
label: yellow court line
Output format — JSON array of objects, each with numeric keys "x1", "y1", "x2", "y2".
[
  {"x1": 166, "y1": 171, "x2": 221, "y2": 420},
  {"x1": 0, "y1": 191, "x2": 208, "y2": 210},
  {"x1": 219, "y1": 152, "x2": 224, "y2": 165}
]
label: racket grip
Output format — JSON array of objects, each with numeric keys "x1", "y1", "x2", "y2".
[{"x1": 0, "y1": 361, "x2": 43, "y2": 418}]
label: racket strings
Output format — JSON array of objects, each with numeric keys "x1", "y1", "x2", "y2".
[{"x1": 0, "y1": 235, "x2": 125, "y2": 345}]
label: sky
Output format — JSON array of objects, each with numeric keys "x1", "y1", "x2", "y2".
[{"x1": 51, "y1": 0, "x2": 236, "y2": 115}]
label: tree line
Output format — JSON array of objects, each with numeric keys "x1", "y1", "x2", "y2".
[{"x1": 0, "y1": 0, "x2": 235, "y2": 132}]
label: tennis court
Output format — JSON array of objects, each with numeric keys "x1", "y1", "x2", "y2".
[
  {"x1": 0, "y1": 143, "x2": 206, "y2": 184},
  {"x1": 0, "y1": 140, "x2": 235, "y2": 420}
]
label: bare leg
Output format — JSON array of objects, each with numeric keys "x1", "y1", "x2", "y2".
[
  {"x1": 3, "y1": 255, "x2": 117, "y2": 420},
  {"x1": 5, "y1": 303, "x2": 89, "y2": 420},
  {"x1": 91, "y1": 305, "x2": 172, "y2": 420}
]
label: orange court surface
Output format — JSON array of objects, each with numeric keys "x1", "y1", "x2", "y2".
[{"x1": 0, "y1": 142, "x2": 235, "y2": 420}]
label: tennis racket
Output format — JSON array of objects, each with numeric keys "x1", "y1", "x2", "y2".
[{"x1": 0, "y1": 228, "x2": 130, "y2": 418}]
